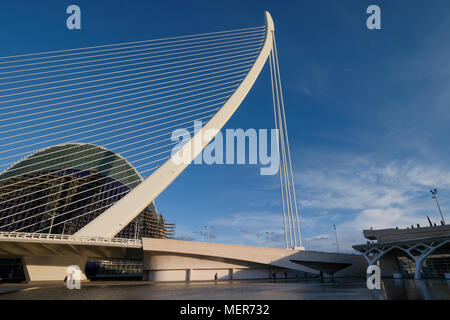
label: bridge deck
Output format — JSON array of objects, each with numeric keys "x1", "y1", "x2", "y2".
[{"x1": 142, "y1": 238, "x2": 366, "y2": 278}]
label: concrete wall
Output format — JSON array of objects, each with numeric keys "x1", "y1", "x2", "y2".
[
  {"x1": 191, "y1": 269, "x2": 231, "y2": 281},
  {"x1": 0, "y1": 238, "x2": 365, "y2": 282},
  {"x1": 232, "y1": 268, "x2": 270, "y2": 280},
  {"x1": 147, "y1": 269, "x2": 189, "y2": 282},
  {"x1": 22, "y1": 256, "x2": 87, "y2": 282}
]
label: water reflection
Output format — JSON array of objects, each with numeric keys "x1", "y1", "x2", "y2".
[
  {"x1": 0, "y1": 278, "x2": 449, "y2": 300},
  {"x1": 381, "y1": 279, "x2": 450, "y2": 300}
]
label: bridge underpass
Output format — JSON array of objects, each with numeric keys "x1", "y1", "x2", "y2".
[
  {"x1": 0, "y1": 12, "x2": 369, "y2": 284},
  {"x1": 0, "y1": 232, "x2": 142, "y2": 281}
]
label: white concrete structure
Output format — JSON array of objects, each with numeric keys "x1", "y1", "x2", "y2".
[
  {"x1": 0, "y1": 12, "x2": 368, "y2": 283},
  {"x1": 142, "y1": 238, "x2": 366, "y2": 281}
]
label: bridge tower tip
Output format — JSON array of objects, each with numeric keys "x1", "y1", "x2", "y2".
[{"x1": 265, "y1": 11, "x2": 275, "y2": 32}]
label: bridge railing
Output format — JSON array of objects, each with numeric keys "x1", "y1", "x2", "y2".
[{"x1": 0, "y1": 231, "x2": 142, "y2": 247}]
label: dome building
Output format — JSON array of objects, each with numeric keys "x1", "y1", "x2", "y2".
[{"x1": 0, "y1": 143, "x2": 174, "y2": 239}]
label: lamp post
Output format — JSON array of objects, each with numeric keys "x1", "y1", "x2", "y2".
[
  {"x1": 430, "y1": 188, "x2": 446, "y2": 225},
  {"x1": 204, "y1": 225, "x2": 214, "y2": 242},
  {"x1": 333, "y1": 224, "x2": 340, "y2": 254}
]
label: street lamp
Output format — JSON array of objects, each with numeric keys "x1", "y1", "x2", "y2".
[
  {"x1": 430, "y1": 188, "x2": 446, "y2": 225},
  {"x1": 333, "y1": 224, "x2": 340, "y2": 254}
]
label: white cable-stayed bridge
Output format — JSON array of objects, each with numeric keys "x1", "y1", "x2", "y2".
[{"x1": 0, "y1": 12, "x2": 365, "y2": 282}]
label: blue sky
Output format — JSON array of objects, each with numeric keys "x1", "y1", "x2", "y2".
[{"x1": 1, "y1": 0, "x2": 450, "y2": 252}]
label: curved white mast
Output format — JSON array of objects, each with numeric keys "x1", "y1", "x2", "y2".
[{"x1": 75, "y1": 12, "x2": 275, "y2": 237}]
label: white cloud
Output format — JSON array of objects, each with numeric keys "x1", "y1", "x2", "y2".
[
  {"x1": 176, "y1": 152, "x2": 450, "y2": 253},
  {"x1": 209, "y1": 211, "x2": 286, "y2": 247},
  {"x1": 293, "y1": 152, "x2": 450, "y2": 252},
  {"x1": 211, "y1": 211, "x2": 283, "y2": 230},
  {"x1": 313, "y1": 234, "x2": 330, "y2": 241},
  {"x1": 176, "y1": 234, "x2": 195, "y2": 241}
]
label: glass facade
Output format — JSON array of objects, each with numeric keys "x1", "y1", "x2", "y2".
[
  {"x1": 0, "y1": 258, "x2": 25, "y2": 282},
  {"x1": 397, "y1": 253, "x2": 450, "y2": 278},
  {"x1": 85, "y1": 260, "x2": 143, "y2": 280}
]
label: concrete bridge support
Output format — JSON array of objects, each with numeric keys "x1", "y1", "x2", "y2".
[{"x1": 22, "y1": 256, "x2": 87, "y2": 282}]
